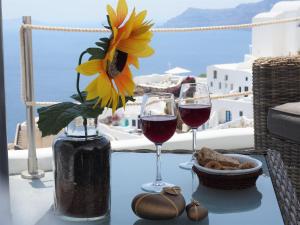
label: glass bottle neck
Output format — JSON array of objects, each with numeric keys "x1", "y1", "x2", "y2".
[{"x1": 65, "y1": 117, "x2": 98, "y2": 137}]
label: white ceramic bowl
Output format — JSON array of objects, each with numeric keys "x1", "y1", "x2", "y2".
[{"x1": 193, "y1": 154, "x2": 263, "y2": 175}]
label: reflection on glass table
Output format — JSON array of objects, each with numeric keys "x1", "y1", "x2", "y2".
[{"x1": 10, "y1": 153, "x2": 285, "y2": 225}]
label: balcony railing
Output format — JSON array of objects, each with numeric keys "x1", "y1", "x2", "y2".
[{"x1": 19, "y1": 16, "x2": 300, "y2": 179}]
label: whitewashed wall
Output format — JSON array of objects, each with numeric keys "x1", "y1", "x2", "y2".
[
  {"x1": 252, "y1": 1, "x2": 300, "y2": 57},
  {"x1": 211, "y1": 98, "x2": 253, "y2": 124},
  {"x1": 207, "y1": 65, "x2": 252, "y2": 95}
]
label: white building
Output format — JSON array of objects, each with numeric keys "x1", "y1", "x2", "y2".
[
  {"x1": 252, "y1": 1, "x2": 300, "y2": 58},
  {"x1": 206, "y1": 1, "x2": 300, "y2": 124},
  {"x1": 211, "y1": 97, "x2": 253, "y2": 124},
  {"x1": 207, "y1": 61, "x2": 252, "y2": 95}
]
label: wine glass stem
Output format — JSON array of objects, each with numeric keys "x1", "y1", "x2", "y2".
[
  {"x1": 155, "y1": 144, "x2": 162, "y2": 185},
  {"x1": 192, "y1": 128, "x2": 197, "y2": 161}
]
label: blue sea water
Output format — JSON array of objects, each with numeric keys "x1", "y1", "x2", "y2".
[{"x1": 3, "y1": 26, "x2": 251, "y2": 142}]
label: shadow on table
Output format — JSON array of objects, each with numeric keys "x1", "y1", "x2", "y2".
[
  {"x1": 35, "y1": 207, "x2": 111, "y2": 225},
  {"x1": 29, "y1": 179, "x2": 53, "y2": 189},
  {"x1": 192, "y1": 185, "x2": 262, "y2": 213},
  {"x1": 133, "y1": 216, "x2": 209, "y2": 225}
]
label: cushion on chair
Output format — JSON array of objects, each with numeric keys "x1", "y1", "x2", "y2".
[{"x1": 267, "y1": 102, "x2": 300, "y2": 144}]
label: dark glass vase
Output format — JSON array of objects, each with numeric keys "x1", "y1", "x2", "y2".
[{"x1": 53, "y1": 118, "x2": 111, "y2": 221}]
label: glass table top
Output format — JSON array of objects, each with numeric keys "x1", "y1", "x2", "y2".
[{"x1": 10, "y1": 152, "x2": 285, "y2": 225}]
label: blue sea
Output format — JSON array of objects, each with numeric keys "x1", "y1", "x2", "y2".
[{"x1": 3, "y1": 23, "x2": 251, "y2": 142}]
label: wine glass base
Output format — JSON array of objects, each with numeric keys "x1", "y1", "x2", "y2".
[
  {"x1": 179, "y1": 161, "x2": 194, "y2": 170},
  {"x1": 141, "y1": 181, "x2": 175, "y2": 193}
]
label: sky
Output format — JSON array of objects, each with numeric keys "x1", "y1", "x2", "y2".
[{"x1": 3, "y1": 0, "x2": 261, "y2": 24}]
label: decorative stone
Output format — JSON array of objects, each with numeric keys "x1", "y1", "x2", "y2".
[
  {"x1": 131, "y1": 186, "x2": 186, "y2": 220},
  {"x1": 186, "y1": 200, "x2": 208, "y2": 221}
]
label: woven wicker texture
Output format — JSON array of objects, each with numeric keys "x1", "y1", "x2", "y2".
[
  {"x1": 267, "y1": 150, "x2": 300, "y2": 225},
  {"x1": 253, "y1": 56, "x2": 300, "y2": 198}
]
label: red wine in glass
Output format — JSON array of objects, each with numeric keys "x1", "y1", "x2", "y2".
[
  {"x1": 140, "y1": 92, "x2": 177, "y2": 192},
  {"x1": 179, "y1": 104, "x2": 211, "y2": 128},
  {"x1": 141, "y1": 115, "x2": 177, "y2": 144},
  {"x1": 178, "y1": 83, "x2": 211, "y2": 170}
]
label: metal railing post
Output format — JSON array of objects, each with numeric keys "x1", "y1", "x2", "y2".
[{"x1": 20, "y1": 16, "x2": 44, "y2": 179}]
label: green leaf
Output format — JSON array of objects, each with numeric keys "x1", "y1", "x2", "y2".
[
  {"x1": 37, "y1": 92, "x2": 135, "y2": 137},
  {"x1": 71, "y1": 92, "x2": 99, "y2": 106},
  {"x1": 37, "y1": 101, "x2": 104, "y2": 137},
  {"x1": 95, "y1": 42, "x2": 108, "y2": 50},
  {"x1": 95, "y1": 37, "x2": 110, "y2": 54},
  {"x1": 86, "y1": 47, "x2": 105, "y2": 60},
  {"x1": 99, "y1": 37, "x2": 110, "y2": 43},
  {"x1": 37, "y1": 102, "x2": 79, "y2": 137},
  {"x1": 70, "y1": 91, "x2": 89, "y2": 103},
  {"x1": 87, "y1": 47, "x2": 104, "y2": 55},
  {"x1": 70, "y1": 92, "x2": 86, "y2": 103}
]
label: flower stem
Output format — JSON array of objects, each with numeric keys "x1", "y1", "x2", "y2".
[
  {"x1": 77, "y1": 50, "x2": 88, "y2": 103},
  {"x1": 77, "y1": 50, "x2": 88, "y2": 138}
]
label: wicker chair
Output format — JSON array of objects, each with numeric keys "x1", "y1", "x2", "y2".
[{"x1": 253, "y1": 56, "x2": 300, "y2": 198}]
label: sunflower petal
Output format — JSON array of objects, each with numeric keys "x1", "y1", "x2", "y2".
[
  {"x1": 115, "y1": 70, "x2": 129, "y2": 91},
  {"x1": 131, "y1": 23, "x2": 153, "y2": 36},
  {"x1": 107, "y1": 46, "x2": 116, "y2": 62},
  {"x1": 76, "y1": 59, "x2": 101, "y2": 76},
  {"x1": 100, "y1": 93, "x2": 111, "y2": 108},
  {"x1": 133, "y1": 10, "x2": 147, "y2": 29},
  {"x1": 127, "y1": 55, "x2": 139, "y2": 69},
  {"x1": 111, "y1": 88, "x2": 119, "y2": 113},
  {"x1": 118, "y1": 38, "x2": 149, "y2": 55},
  {"x1": 120, "y1": 94, "x2": 126, "y2": 108},
  {"x1": 131, "y1": 31, "x2": 153, "y2": 41},
  {"x1": 116, "y1": 0, "x2": 128, "y2": 27},
  {"x1": 117, "y1": 69, "x2": 135, "y2": 95},
  {"x1": 85, "y1": 73, "x2": 112, "y2": 104},
  {"x1": 113, "y1": 79, "x2": 123, "y2": 94},
  {"x1": 85, "y1": 77, "x2": 99, "y2": 100},
  {"x1": 107, "y1": 5, "x2": 117, "y2": 27},
  {"x1": 111, "y1": 25, "x2": 119, "y2": 41},
  {"x1": 120, "y1": 9, "x2": 136, "y2": 39},
  {"x1": 135, "y1": 45, "x2": 154, "y2": 58},
  {"x1": 114, "y1": 75, "x2": 126, "y2": 94},
  {"x1": 97, "y1": 73, "x2": 112, "y2": 95}
]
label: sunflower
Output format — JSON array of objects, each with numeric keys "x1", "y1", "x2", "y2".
[{"x1": 76, "y1": 0, "x2": 154, "y2": 112}]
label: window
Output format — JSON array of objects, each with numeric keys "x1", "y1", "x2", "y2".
[
  {"x1": 245, "y1": 77, "x2": 248, "y2": 81},
  {"x1": 239, "y1": 86, "x2": 242, "y2": 92},
  {"x1": 137, "y1": 116, "x2": 141, "y2": 129},
  {"x1": 124, "y1": 118, "x2": 129, "y2": 126},
  {"x1": 225, "y1": 111, "x2": 232, "y2": 122},
  {"x1": 225, "y1": 83, "x2": 228, "y2": 89},
  {"x1": 225, "y1": 75, "x2": 228, "y2": 81},
  {"x1": 213, "y1": 70, "x2": 217, "y2": 79},
  {"x1": 244, "y1": 86, "x2": 249, "y2": 92},
  {"x1": 219, "y1": 82, "x2": 222, "y2": 89},
  {"x1": 239, "y1": 111, "x2": 243, "y2": 117},
  {"x1": 210, "y1": 81, "x2": 213, "y2": 87},
  {"x1": 132, "y1": 119, "x2": 136, "y2": 127},
  {"x1": 230, "y1": 84, "x2": 234, "y2": 90}
]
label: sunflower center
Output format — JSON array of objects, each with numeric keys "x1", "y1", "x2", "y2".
[{"x1": 107, "y1": 50, "x2": 128, "y2": 78}]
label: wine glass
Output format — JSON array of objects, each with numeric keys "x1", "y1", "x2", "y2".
[
  {"x1": 140, "y1": 92, "x2": 177, "y2": 192},
  {"x1": 178, "y1": 83, "x2": 211, "y2": 170}
]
